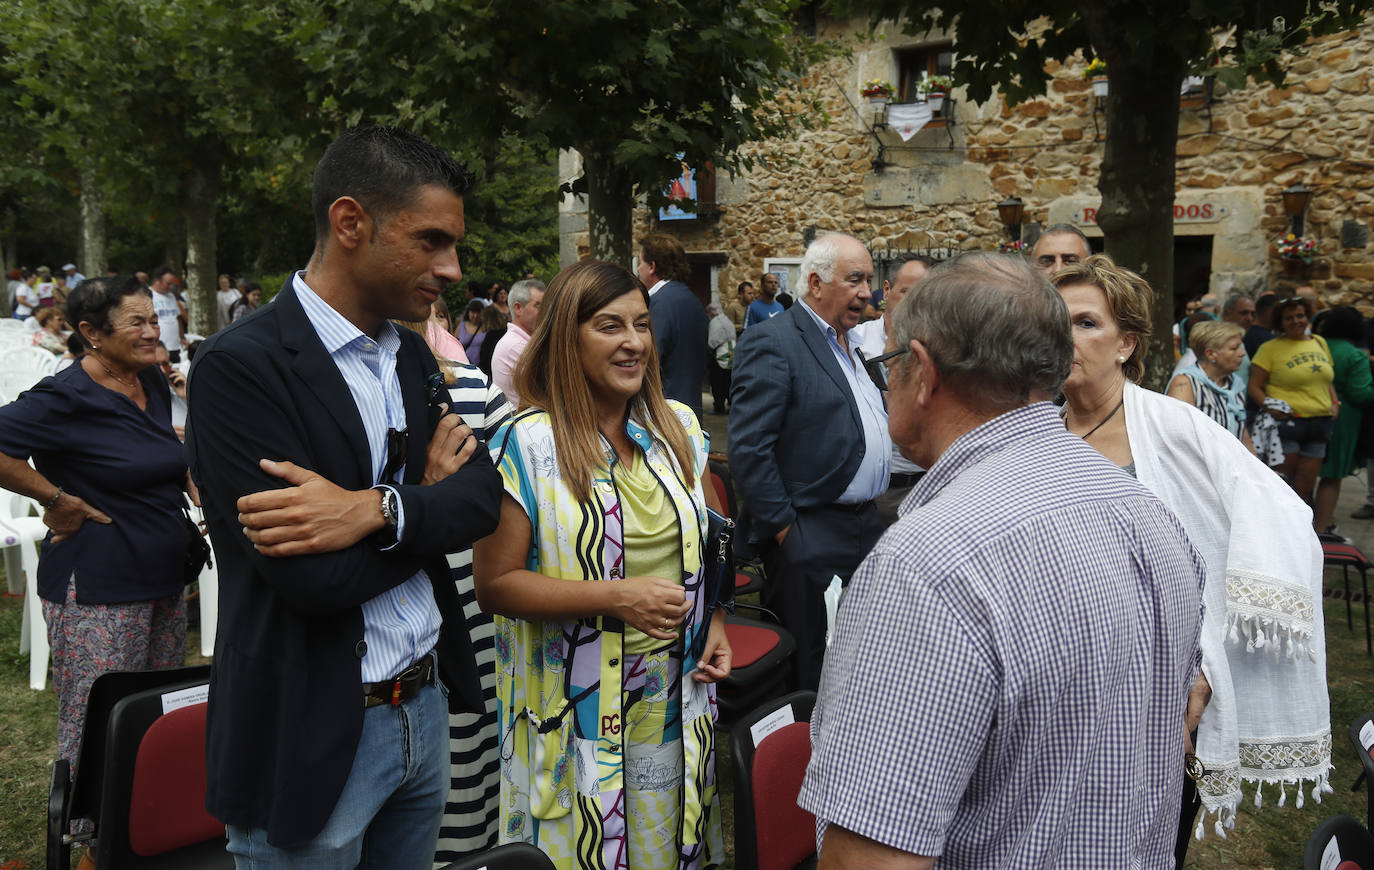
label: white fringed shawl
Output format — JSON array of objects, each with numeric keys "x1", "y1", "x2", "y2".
[{"x1": 1125, "y1": 383, "x2": 1331, "y2": 836}]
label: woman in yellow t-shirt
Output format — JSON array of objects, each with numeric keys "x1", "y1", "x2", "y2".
[{"x1": 1249, "y1": 295, "x2": 1338, "y2": 504}]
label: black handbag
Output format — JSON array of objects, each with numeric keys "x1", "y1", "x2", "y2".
[
  {"x1": 183, "y1": 509, "x2": 212, "y2": 585},
  {"x1": 691, "y1": 508, "x2": 736, "y2": 661}
]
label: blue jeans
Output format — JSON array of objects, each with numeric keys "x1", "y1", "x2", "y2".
[{"x1": 227, "y1": 680, "x2": 449, "y2": 869}]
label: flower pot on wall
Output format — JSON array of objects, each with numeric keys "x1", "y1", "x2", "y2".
[
  {"x1": 1092, "y1": 76, "x2": 1109, "y2": 97},
  {"x1": 926, "y1": 91, "x2": 946, "y2": 112},
  {"x1": 866, "y1": 95, "x2": 889, "y2": 107},
  {"x1": 1280, "y1": 257, "x2": 1307, "y2": 279}
]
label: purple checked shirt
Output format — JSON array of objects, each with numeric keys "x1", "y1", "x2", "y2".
[{"x1": 799, "y1": 401, "x2": 1205, "y2": 868}]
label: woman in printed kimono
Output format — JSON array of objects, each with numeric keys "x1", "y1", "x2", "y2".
[{"x1": 474, "y1": 259, "x2": 731, "y2": 870}]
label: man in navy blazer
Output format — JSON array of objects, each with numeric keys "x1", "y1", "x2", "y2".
[
  {"x1": 186, "y1": 126, "x2": 501, "y2": 867},
  {"x1": 639, "y1": 232, "x2": 708, "y2": 419},
  {"x1": 728, "y1": 232, "x2": 891, "y2": 690}
]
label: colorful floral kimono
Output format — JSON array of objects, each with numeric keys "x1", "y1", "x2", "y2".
[{"x1": 487, "y1": 402, "x2": 724, "y2": 869}]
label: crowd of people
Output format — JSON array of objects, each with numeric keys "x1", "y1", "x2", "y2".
[{"x1": 0, "y1": 125, "x2": 1343, "y2": 870}]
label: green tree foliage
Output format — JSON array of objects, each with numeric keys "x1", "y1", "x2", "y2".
[
  {"x1": 292, "y1": 0, "x2": 828, "y2": 265},
  {"x1": 453, "y1": 134, "x2": 561, "y2": 286},
  {"x1": 831, "y1": 0, "x2": 1370, "y2": 390},
  {"x1": 2, "y1": 0, "x2": 802, "y2": 315},
  {"x1": 456, "y1": 0, "x2": 829, "y2": 264}
]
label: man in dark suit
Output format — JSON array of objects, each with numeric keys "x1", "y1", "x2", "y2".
[
  {"x1": 728, "y1": 232, "x2": 891, "y2": 691},
  {"x1": 185, "y1": 126, "x2": 502, "y2": 868},
  {"x1": 638, "y1": 231, "x2": 707, "y2": 419}
]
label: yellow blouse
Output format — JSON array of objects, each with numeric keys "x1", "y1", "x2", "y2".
[{"x1": 613, "y1": 451, "x2": 683, "y2": 654}]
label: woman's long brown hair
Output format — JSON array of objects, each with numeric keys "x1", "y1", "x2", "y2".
[{"x1": 515, "y1": 260, "x2": 696, "y2": 503}]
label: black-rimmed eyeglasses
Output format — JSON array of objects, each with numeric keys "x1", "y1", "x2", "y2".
[
  {"x1": 856, "y1": 346, "x2": 911, "y2": 392},
  {"x1": 383, "y1": 427, "x2": 408, "y2": 482}
]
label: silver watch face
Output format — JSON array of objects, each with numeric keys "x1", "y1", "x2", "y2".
[{"x1": 382, "y1": 489, "x2": 399, "y2": 526}]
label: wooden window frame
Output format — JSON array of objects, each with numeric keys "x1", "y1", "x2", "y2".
[{"x1": 895, "y1": 43, "x2": 954, "y2": 128}]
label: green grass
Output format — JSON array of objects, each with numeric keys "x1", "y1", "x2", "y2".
[
  {"x1": 0, "y1": 587, "x2": 58, "y2": 869},
  {"x1": 0, "y1": 575, "x2": 1366, "y2": 868}
]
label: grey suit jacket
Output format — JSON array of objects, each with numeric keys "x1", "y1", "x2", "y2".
[{"x1": 727, "y1": 302, "x2": 868, "y2": 541}]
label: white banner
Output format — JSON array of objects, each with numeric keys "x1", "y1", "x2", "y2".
[{"x1": 887, "y1": 102, "x2": 933, "y2": 142}]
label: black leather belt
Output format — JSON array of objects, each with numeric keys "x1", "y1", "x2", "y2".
[
  {"x1": 825, "y1": 500, "x2": 876, "y2": 514},
  {"x1": 889, "y1": 471, "x2": 924, "y2": 488},
  {"x1": 362, "y1": 650, "x2": 436, "y2": 708}
]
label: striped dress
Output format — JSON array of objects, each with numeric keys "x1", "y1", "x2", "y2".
[{"x1": 434, "y1": 363, "x2": 512, "y2": 863}]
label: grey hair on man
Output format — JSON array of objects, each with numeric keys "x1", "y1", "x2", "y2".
[
  {"x1": 1040, "y1": 222, "x2": 1090, "y2": 251},
  {"x1": 508, "y1": 278, "x2": 545, "y2": 307},
  {"x1": 798, "y1": 232, "x2": 854, "y2": 294},
  {"x1": 1221, "y1": 292, "x2": 1251, "y2": 318},
  {"x1": 891, "y1": 252, "x2": 1073, "y2": 411}
]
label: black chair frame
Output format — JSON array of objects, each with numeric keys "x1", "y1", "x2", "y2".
[
  {"x1": 1303, "y1": 814, "x2": 1374, "y2": 869},
  {"x1": 438, "y1": 841, "x2": 556, "y2": 869}
]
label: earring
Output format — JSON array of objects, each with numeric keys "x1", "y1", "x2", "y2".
[{"x1": 1116, "y1": 355, "x2": 1125, "y2": 364}]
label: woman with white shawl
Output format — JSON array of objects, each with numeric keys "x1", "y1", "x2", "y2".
[{"x1": 1051, "y1": 255, "x2": 1329, "y2": 864}]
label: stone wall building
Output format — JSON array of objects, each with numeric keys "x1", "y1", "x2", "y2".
[{"x1": 559, "y1": 14, "x2": 1374, "y2": 315}]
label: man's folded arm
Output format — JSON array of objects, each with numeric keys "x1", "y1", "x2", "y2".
[{"x1": 188, "y1": 348, "x2": 430, "y2": 613}]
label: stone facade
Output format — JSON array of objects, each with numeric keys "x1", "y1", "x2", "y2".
[{"x1": 559, "y1": 14, "x2": 1374, "y2": 313}]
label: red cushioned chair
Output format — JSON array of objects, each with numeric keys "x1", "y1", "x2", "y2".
[
  {"x1": 710, "y1": 467, "x2": 764, "y2": 598},
  {"x1": 716, "y1": 614, "x2": 797, "y2": 728},
  {"x1": 47, "y1": 665, "x2": 230, "y2": 870},
  {"x1": 731, "y1": 691, "x2": 818, "y2": 870},
  {"x1": 1304, "y1": 815, "x2": 1374, "y2": 869},
  {"x1": 1322, "y1": 540, "x2": 1371, "y2": 655}
]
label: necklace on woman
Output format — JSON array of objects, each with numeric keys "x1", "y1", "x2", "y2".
[
  {"x1": 91, "y1": 352, "x2": 137, "y2": 389},
  {"x1": 1078, "y1": 397, "x2": 1125, "y2": 441}
]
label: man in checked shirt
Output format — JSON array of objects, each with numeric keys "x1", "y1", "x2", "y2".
[{"x1": 801, "y1": 252, "x2": 1206, "y2": 868}]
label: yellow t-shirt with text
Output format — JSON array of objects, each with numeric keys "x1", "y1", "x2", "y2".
[{"x1": 1252, "y1": 335, "x2": 1334, "y2": 417}]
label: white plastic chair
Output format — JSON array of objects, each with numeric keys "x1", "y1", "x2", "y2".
[
  {"x1": 188, "y1": 503, "x2": 217, "y2": 657},
  {"x1": 0, "y1": 369, "x2": 42, "y2": 398},
  {"x1": 0, "y1": 319, "x2": 31, "y2": 333},
  {"x1": 0, "y1": 491, "x2": 49, "y2": 690},
  {"x1": 0, "y1": 332, "x2": 35, "y2": 351},
  {"x1": 1, "y1": 347, "x2": 57, "y2": 375}
]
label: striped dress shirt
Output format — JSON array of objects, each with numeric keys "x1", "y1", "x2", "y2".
[{"x1": 292, "y1": 272, "x2": 440, "y2": 683}]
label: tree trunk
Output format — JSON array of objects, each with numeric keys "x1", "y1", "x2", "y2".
[
  {"x1": 583, "y1": 149, "x2": 635, "y2": 266},
  {"x1": 251, "y1": 221, "x2": 273, "y2": 277},
  {"x1": 78, "y1": 156, "x2": 107, "y2": 278},
  {"x1": 0, "y1": 208, "x2": 16, "y2": 275},
  {"x1": 1083, "y1": 16, "x2": 1188, "y2": 394},
  {"x1": 183, "y1": 151, "x2": 220, "y2": 338}
]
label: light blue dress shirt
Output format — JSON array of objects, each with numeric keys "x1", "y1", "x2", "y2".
[
  {"x1": 797, "y1": 298, "x2": 891, "y2": 503},
  {"x1": 293, "y1": 272, "x2": 441, "y2": 682}
]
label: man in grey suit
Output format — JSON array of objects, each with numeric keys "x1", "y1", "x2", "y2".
[
  {"x1": 639, "y1": 232, "x2": 707, "y2": 420},
  {"x1": 728, "y1": 232, "x2": 891, "y2": 690}
]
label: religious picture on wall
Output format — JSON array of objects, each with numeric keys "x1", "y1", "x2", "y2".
[{"x1": 659, "y1": 156, "x2": 697, "y2": 222}]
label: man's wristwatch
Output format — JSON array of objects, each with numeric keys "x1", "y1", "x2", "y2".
[{"x1": 373, "y1": 486, "x2": 399, "y2": 546}]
